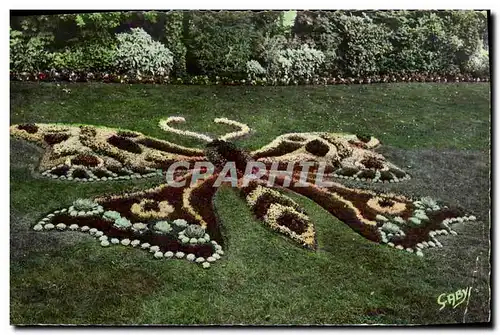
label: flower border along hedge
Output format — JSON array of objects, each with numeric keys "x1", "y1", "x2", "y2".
[{"x1": 10, "y1": 70, "x2": 489, "y2": 86}]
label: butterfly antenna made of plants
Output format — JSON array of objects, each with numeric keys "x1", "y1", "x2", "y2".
[{"x1": 159, "y1": 116, "x2": 213, "y2": 142}]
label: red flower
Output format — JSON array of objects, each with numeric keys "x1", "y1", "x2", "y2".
[
  {"x1": 199, "y1": 166, "x2": 208, "y2": 174},
  {"x1": 38, "y1": 72, "x2": 46, "y2": 80},
  {"x1": 252, "y1": 166, "x2": 260, "y2": 174}
]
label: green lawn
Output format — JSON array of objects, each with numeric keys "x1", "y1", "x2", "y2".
[{"x1": 10, "y1": 82, "x2": 491, "y2": 325}]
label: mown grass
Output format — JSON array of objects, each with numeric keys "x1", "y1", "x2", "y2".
[{"x1": 10, "y1": 82, "x2": 491, "y2": 325}]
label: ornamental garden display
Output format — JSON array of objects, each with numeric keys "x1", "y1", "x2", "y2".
[{"x1": 10, "y1": 116, "x2": 476, "y2": 269}]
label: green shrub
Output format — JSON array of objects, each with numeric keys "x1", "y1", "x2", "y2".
[
  {"x1": 279, "y1": 44, "x2": 325, "y2": 79},
  {"x1": 185, "y1": 11, "x2": 257, "y2": 77},
  {"x1": 115, "y1": 27, "x2": 173, "y2": 75},
  {"x1": 10, "y1": 29, "x2": 54, "y2": 72},
  {"x1": 465, "y1": 46, "x2": 489, "y2": 77},
  {"x1": 51, "y1": 43, "x2": 116, "y2": 71},
  {"x1": 246, "y1": 59, "x2": 266, "y2": 78},
  {"x1": 327, "y1": 12, "x2": 392, "y2": 76},
  {"x1": 256, "y1": 35, "x2": 324, "y2": 79},
  {"x1": 164, "y1": 11, "x2": 187, "y2": 77}
]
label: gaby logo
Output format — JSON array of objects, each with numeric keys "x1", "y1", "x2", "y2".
[{"x1": 437, "y1": 287, "x2": 472, "y2": 310}]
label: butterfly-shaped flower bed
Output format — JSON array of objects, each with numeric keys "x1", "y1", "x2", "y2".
[{"x1": 11, "y1": 116, "x2": 477, "y2": 268}]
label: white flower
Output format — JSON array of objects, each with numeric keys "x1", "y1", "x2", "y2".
[
  {"x1": 216, "y1": 249, "x2": 224, "y2": 255},
  {"x1": 121, "y1": 239, "x2": 131, "y2": 246},
  {"x1": 416, "y1": 250, "x2": 424, "y2": 257},
  {"x1": 33, "y1": 224, "x2": 43, "y2": 231},
  {"x1": 181, "y1": 237, "x2": 190, "y2": 244},
  {"x1": 198, "y1": 238, "x2": 206, "y2": 244},
  {"x1": 165, "y1": 251, "x2": 174, "y2": 258},
  {"x1": 375, "y1": 214, "x2": 388, "y2": 222},
  {"x1": 141, "y1": 243, "x2": 151, "y2": 249},
  {"x1": 44, "y1": 223, "x2": 55, "y2": 230},
  {"x1": 175, "y1": 251, "x2": 185, "y2": 258},
  {"x1": 99, "y1": 235, "x2": 108, "y2": 241},
  {"x1": 207, "y1": 257, "x2": 216, "y2": 263},
  {"x1": 154, "y1": 251, "x2": 164, "y2": 259},
  {"x1": 69, "y1": 224, "x2": 79, "y2": 230},
  {"x1": 189, "y1": 238, "x2": 198, "y2": 244},
  {"x1": 111, "y1": 238, "x2": 120, "y2": 244},
  {"x1": 89, "y1": 228, "x2": 98, "y2": 235},
  {"x1": 186, "y1": 254, "x2": 196, "y2": 261},
  {"x1": 95, "y1": 231, "x2": 103, "y2": 237},
  {"x1": 101, "y1": 240, "x2": 110, "y2": 247},
  {"x1": 80, "y1": 226, "x2": 90, "y2": 232},
  {"x1": 150, "y1": 246, "x2": 160, "y2": 253},
  {"x1": 131, "y1": 240, "x2": 141, "y2": 247},
  {"x1": 212, "y1": 253, "x2": 221, "y2": 260},
  {"x1": 202, "y1": 262, "x2": 210, "y2": 269},
  {"x1": 195, "y1": 257, "x2": 205, "y2": 263}
]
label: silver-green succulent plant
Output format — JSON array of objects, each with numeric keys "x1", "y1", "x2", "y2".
[
  {"x1": 153, "y1": 221, "x2": 172, "y2": 234},
  {"x1": 113, "y1": 217, "x2": 132, "y2": 230},
  {"x1": 184, "y1": 224, "x2": 205, "y2": 239},
  {"x1": 73, "y1": 198, "x2": 99, "y2": 211},
  {"x1": 103, "y1": 210, "x2": 121, "y2": 221},
  {"x1": 381, "y1": 222, "x2": 401, "y2": 234}
]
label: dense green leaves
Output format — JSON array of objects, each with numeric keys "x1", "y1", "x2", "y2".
[
  {"x1": 9, "y1": 10, "x2": 490, "y2": 78},
  {"x1": 115, "y1": 28, "x2": 173, "y2": 75}
]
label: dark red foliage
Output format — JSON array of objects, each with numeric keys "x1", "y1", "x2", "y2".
[
  {"x1": 388, "y1": 168, "x2": 407, "y2": 179},
  {"x1": 17, "y1": 123, "x2": 38, "y2": 134},
  {"x1": 305, "y1": 139, "x2": 330, "y2": 157},
  {"x1": 277, "y1": 212, "x2": 308, "y2": 234},
  {"x1": 93, "y1": 169, "x2": 111, "y2": 178},
  {"x1": 336, "y1": 167, "x2": 358, "y2": 177},
  {"x1": 107, "y1": 135, "x2": 143, "y2": 154},
  {"x1": 356, "y1": 134, "x2": 371, "y2": 143},
  {"x1": 72, "y1": 169, "x2": 89, "y2": 179},
  {"x1": 44, "y1": 133, "x2": 70, "y2": 145},
  {"x1": 378, "y1": 198, "x2": 395, "y2": 208},
  {"x1": 143, "y1": 201, "x2": 159, "y2": 211},
  {"x1": 50, "y1": 165, "x2": 70, "y2": 176},
  {"x1": 117, "y1": 130, "x2": 139, "y2": 138},
  {"x1": 361, "y1": 156, "x2": 384, "y2": 170},
  {"x1": 71, "y1": 154, "x2": 100, "y2": 167},
  {"x1": 205, "y1": 140, "x2": 250, "y2": 171},
  {"x1": 378, "y1": 171, "x2": 393, "y2": 181}
]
